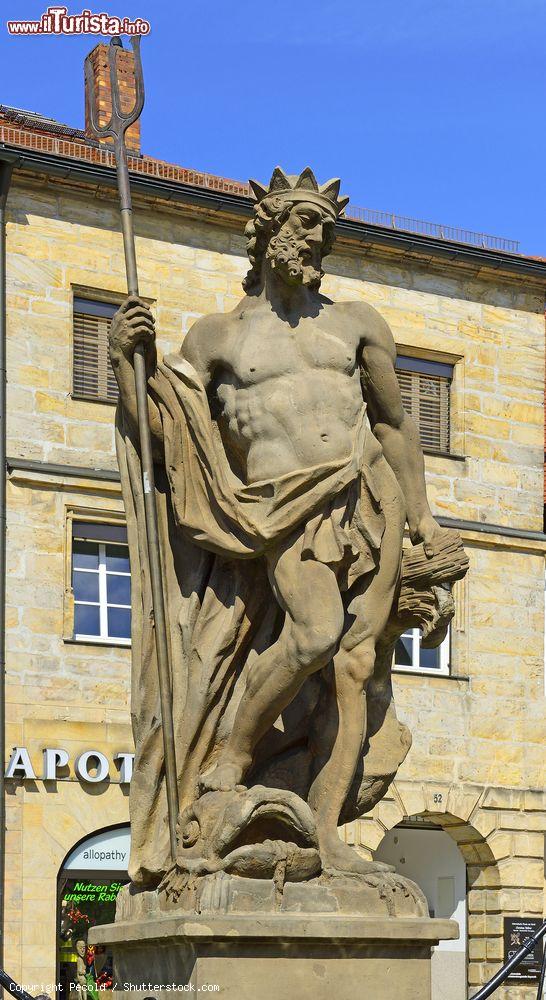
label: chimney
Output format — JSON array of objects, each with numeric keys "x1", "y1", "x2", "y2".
[{"x1": 84, "y1": 42, "x2": 141, "y2": 154}]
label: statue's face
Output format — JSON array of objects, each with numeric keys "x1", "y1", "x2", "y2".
[
  {"x1": 266, "y1": 201, "x2": 330, "y2": 289},
  {"x1": 75, "y1": 939, "x2": 86, "y2": 958}
]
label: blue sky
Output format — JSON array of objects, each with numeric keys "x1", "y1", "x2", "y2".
[{"x1": 1, "y1": 0, "x2": 545, "y2": 253}]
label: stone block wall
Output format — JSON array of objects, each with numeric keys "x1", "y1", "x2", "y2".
[
  {"x1": 6, "y1": 181, "x2": 545, "y2": 530},
  {"x1": 5, "y1": 469, "x2": 131, "y2": 987},
  {"x1": 350, "y1": 784, "x2": 546, "y2": 999}
]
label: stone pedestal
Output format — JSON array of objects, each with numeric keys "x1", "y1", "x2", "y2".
[{"x1": 90, "y1": 876, "x2": 458, "y2": 1000}]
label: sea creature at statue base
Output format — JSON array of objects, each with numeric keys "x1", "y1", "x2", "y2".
[{"x1": 90, "y1": 874, "x2": 458, "y2": 1000}]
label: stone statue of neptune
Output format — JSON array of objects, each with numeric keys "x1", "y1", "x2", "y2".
[{"x1": 110, "y1": 167, "x2": 467, "y2": 907}]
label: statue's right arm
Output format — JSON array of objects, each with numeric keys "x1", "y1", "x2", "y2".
[{"x1": 109, "y1": 296, "x2": 164, "y2": 460}]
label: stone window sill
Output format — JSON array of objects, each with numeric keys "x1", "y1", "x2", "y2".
[
  {"x1": 423, "y1": 449, "x2": 466, "y2": 462},
  {"x1": 392, "y1": 669, "x2": 469, "y2": 682},
  {"x1": 63, "y1": 636, "x2": 131, "y2": 649}
]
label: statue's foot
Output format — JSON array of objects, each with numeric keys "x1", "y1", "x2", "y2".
[
  {"x1": 198, "y1": 761, "x2": 245, "y2": 793},
  {"x1": 321, "y1": 838, "x2": 394, "y2": 876}
]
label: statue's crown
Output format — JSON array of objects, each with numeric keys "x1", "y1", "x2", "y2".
[{"x1": 249, "y1": 166, "x2": 349, "y2": 220}]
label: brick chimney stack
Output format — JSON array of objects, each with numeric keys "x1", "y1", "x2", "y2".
[{"x1": 84, "y1": 42, "x2": 141, "y2": 154}]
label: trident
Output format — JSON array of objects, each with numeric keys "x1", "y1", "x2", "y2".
[{"x1": 85, "y1": 36, "x2": 179, "y2": 861}]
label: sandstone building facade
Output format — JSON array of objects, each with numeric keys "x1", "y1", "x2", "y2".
[{"x1": 1, "y1": 53, "x2": 545, "y2": 1000}]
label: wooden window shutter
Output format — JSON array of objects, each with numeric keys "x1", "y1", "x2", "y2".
[
  {"x1": 395, "y1": 356, "x2": 453, "y2": 453},
  {"x1": 72, "y1": 297, "x2": 119, "y2": 403}
]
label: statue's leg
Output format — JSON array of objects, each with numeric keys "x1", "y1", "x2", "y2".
[
  {"x1": 199, "y1": 530, "x2": 344, "y2": 793},
  {"x1": 308, "y1": 464, "x2": 405, "y2": 875}
]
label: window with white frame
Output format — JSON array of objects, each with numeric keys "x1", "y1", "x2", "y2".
[
  {"x1": 72, "y1": 522, "x2": 131, "y2": 644},
  {"x1": 395, "y1": 627, "x2": 450, "y2": 675}
]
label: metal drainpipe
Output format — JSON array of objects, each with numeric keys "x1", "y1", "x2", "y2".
[{"x1": 0, "y1": 159, "x2": 13, "y2": 995}]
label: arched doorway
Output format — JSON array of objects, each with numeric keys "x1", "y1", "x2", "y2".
[
  {"x1": 376, "y1": 818, "x2": 466, "y2": 1000},
  {"x1": 57, "y1": 825, "x2": 131, "y2": 1000}
]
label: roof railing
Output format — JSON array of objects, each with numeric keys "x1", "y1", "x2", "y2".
[{"x1": 346, "y1": 205, "x2": 520, "y2": 253}]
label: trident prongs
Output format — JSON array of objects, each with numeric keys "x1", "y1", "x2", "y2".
[{"x1": 84, "y1": 35, "x2": 144, "y2": 152}]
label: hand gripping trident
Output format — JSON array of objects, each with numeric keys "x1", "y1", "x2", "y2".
[{"x1": 85, "y1": 36, "x2": 179, "y2": 861}]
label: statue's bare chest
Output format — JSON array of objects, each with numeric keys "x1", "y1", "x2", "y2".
[{"x1": 227, "y1": 316, "x2": 357, "y2": 386}]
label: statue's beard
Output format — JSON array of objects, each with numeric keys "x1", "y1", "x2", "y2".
[{"x1": 266, "y1": 233, "x2": 323, "y2": 289}]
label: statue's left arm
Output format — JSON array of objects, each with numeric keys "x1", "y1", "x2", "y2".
[{"x1": 358, "y1": 307, "x2": 442, "y2": 554}]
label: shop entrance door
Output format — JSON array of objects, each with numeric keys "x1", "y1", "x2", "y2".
[{"x1": 57, "y1": 826, "x2": 131, "y2": 1000}]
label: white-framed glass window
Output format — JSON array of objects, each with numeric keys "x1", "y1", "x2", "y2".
[
  {"x1": 72, "y1": 522, "x2": 131, "y2": 645},
  {"x1": 395, "y1": 627, "x2": 450, "y2": 676}
]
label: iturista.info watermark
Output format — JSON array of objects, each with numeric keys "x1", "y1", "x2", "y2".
[{"x1": 7, "y1": 6, "x2": 150, "y2": 35}]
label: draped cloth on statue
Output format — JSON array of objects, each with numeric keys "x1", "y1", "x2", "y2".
[{"x1": 116, "y1": 355, "x2": 387, "y2": 886}]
